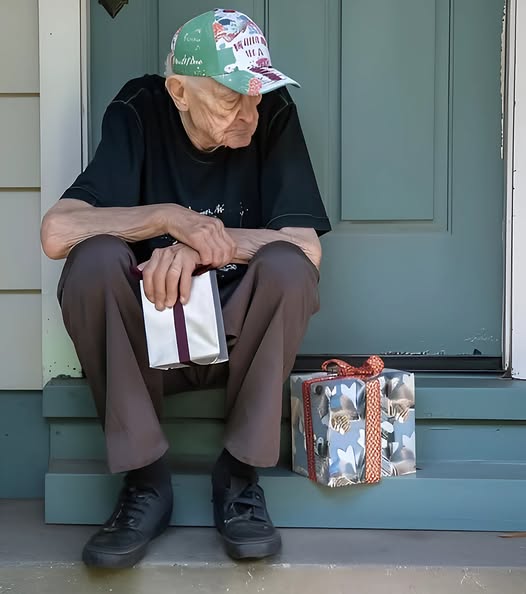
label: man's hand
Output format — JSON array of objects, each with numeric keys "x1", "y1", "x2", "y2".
[
  {"x1": 138, "y1": 244, "x2": 201, "y2": 310},
  {"x1": 165, "y1": 206, "x2": 236, "y2": 268}
]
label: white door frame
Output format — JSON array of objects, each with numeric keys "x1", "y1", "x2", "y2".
[
  {"x1": 39, "y1": 0, "x2": 89, "y2": 382},
  {"x1": 39, "y1": 0, "x2": 524, "y2": 382},
  {"x1": 508, "y1": 0, "x2": 526, "y2": 378}
]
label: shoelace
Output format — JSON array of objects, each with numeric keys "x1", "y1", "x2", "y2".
[
  {"x1": 104, "y1": 485, "x2": 154, "y2": 531},
  {"x1": 224, "y1": 484, "x2": 268, "y2": 525}
]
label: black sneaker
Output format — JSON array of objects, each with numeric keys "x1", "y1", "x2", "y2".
[
  {"x1": 82, "y1": 482, "x2": 173, "y2": 568},
  {"x1": 213, "y1": 482, "x2": 281, "y2": 560}
]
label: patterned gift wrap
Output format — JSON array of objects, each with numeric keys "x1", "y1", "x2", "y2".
[
  {"x1": 377, "y1": 369, "x2": 417, "y2": 478},
  {"x1": 290, "y1": 357, "x2": 416, "y2": 487}
]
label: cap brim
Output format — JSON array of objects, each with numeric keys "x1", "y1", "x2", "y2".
[{"x1": 211, "y1": 67, "x2": 300, "y2": 96}]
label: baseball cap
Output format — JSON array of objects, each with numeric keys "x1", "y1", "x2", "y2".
[{"x1": 168, "y1": 9, "x2": 300, "y2": 96}]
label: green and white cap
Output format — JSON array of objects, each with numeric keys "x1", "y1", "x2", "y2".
[{"x1": 168, "y1": 9, "x2": 299, "y2": 96}]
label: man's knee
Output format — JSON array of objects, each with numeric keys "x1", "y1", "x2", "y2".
[
  {"x1": 67, "y1": 235, "x2": 133, "y2": 271},
  {"x1": 59, "y1": 235, "x2": 135, "y2": 303},
  {"x1": 251, "y1": 241, "x2": 320, "y2": 300}
]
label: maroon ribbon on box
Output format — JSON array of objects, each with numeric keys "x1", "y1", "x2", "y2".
[{"x1": 173, "y1": 301, "x2": 191, "y2": 364}]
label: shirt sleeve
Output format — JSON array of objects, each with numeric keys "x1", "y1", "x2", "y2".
[
  {"x1": 260, "y1": 96, "x2": 331, "y2": 236},
  {"x1": 61, "y1": 100, "x2": 144, "y2": 207}
]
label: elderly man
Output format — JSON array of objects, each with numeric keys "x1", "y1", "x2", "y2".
[{"x1": 41, "y1": 9, "x2": 330, "y2": 568}]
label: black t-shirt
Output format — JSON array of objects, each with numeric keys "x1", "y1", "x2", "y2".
[{"x1": 62, "y1": 75, "x2": 331, "y2": 289}]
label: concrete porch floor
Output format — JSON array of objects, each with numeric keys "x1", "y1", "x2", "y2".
[{"x1": 1, "y1": 500, "x2": 525, "y2": 594}]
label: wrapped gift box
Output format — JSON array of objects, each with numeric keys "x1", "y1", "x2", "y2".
[
  {"x1": 140, "y1": 270, "x2": 228, "y2": 370},
  {"x1": 290, "y1": 357, "x2": 416, "y2": 487}
]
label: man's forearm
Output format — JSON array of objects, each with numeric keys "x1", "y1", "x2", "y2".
[
  {"x1": 41, "y1": 199, "x2": 173, "y2": 260},
  {"x1": 227, "y1": 227, "x2": 322, "y2": 269}
]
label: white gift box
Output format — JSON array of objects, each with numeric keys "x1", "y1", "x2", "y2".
[{"x1": 140, "y1": 270, "x2": 228, "y2": 370}]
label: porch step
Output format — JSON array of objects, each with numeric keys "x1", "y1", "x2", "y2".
[
  {"x1": 42, "y1": 374, "x2": 526, "y2": 420},
  {"x1": 45, "y1": 458, "x2": 526, "y2": 531},
  {"x1": 2, "y1": 501, "x2": 526, "y2": 594},
  {"x1": 42, "y1": 375, "x2": 526, "y2": 531}
]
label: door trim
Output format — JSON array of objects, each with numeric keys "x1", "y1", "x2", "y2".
[
  {"x1": 39, "y1": 0, "x2": 88, "y2": 383},
  {"x1": 507, "y1": 0, "x2": 526, "y2": 378}
]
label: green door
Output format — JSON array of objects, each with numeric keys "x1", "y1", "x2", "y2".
[{"x1": 90, "y1": 0, "x2": 505, "y2": 360}]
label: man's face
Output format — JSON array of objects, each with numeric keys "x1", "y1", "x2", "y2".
[{"x1": 184, "y1": 78, "x2": 262, "y2": 149}]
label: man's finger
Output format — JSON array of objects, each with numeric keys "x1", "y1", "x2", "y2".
[
  {"x1": 141, "y1": 253, "x2": 161, "y2": 304},
  {"x1": 186, "y1": 218, "x2": 227, "y2": 265},
  {"x1": 197, "y1": 234, "x2": 223, "y2": 268},
  {"x1": 178, "y1": 260, "x2": 194, "y2": 305},
  {"x1": 210, "y1": 228, "x2": 236, "y2": 267},
  {"x1": 195, "y1": 238, "x2": 213, "y2": 266},
  {"x1": 210, "y1": 240, "x2": 226, "y2": 269},
  {"x1": 151, "y1": 249, "x2": 176, "y2": 310},
  {"x1": 165, "y1": 260, "x2": 183, "y2": 307}
]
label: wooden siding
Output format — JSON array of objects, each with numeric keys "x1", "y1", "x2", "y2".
[
  {"x1": 0, "y1": 98, "x2": 40, "y2": 187},
  {"x1": 0, "y1": 0, "x2": 39, "y2": 93},
  {"x1": 0, "y1": 294, "x2": 42, "y2": 390},
  {"x1": 0, "y1": 192, "x2": 41, "y2": 290},
  {"x1": 0, "y1": 0, "x2": 42, "y2": 389}
]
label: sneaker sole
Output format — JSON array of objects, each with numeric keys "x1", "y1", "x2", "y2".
[
  {"x1": 223, "y1": 533, "x2": 282, "y2": 560},
  {"x1": 82, "y1": 542, "x2": 150, "y2": 569}
]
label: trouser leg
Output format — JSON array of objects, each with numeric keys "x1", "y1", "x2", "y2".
[
  {"x1": 221, "y1": 241, "x2": 320, "y2": 468},
  {"x1": 58, "y1": 235, "x2": 168, "y2": 473}
]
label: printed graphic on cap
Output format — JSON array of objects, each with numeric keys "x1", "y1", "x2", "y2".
[{"x1": 212, "y1": 10, "x2": 280, "y2": 79}]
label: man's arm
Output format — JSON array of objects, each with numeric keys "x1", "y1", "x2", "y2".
[
  {"x1": 227, "y1": 227, "x2": 322, "y2": 269},
  {"x1": 41, "y1": 198, "x2": 235, "y2": 266},
  {"x1": 138, "y1": 227, "x2": 321, "y2": 311},
  {"x1": 41, "y1": 199, "x2": 167, "y2": 259}
]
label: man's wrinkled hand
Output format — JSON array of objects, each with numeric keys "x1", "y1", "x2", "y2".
[
  {"x1": 166, "y1": 207, "x2": 236, "y2": 268},
  {"x1": 138, "y1": 244, "x2": 201, "y2": 310}
]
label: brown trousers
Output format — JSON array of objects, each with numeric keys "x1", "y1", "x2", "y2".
[{"x1": 58, "y1": 235, "x2": 319, "y2": 474}]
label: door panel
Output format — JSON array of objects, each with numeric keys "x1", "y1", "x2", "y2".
[
  {"x1": 341, "y1": 0, "x2": 447, "y2": 222},
  {"x1": 89, "y1": 0, "x2": 505, "y2": 357},
  {"x1": 90, "y1": 0, "x2": 159, "y2": 150}
]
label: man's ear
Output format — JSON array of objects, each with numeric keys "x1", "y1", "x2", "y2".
[{"x1": 165, "y1": 75, "x2": 189, "y2": 111}]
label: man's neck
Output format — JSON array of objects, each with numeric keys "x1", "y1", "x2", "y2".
[{"x1": 179, "y1": 111, "x2": 221, "y2": 152}]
